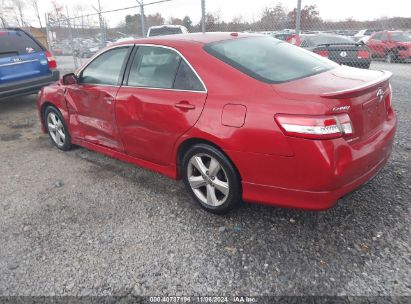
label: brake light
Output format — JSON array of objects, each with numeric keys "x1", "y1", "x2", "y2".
[
  {"x1": 45, "y1": 51, "x2": 57, "y2": 69},
  {"x1": 314, "y1": 50, "x2": 329, "y2": 57},
  {"x1": 275, "y1": 114, "x2": 353, "y2": 140},
  {"x1": 357, "y1": 50, "x2": 369, "y2": 58},
  {"x1": 385, "y1": 84, "x2": 392, "y2": 110}
]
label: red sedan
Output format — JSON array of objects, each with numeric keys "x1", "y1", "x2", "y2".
[
  {"x1": 37, "y1": 33, "x2": 397, "y2": 214},
  {"x1": 367, "y1": 31, "x2": 411, "y2": 62}
]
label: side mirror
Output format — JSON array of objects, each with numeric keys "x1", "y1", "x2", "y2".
[{"x1": 62, "y1": 73, "x2": 77, "y2": 85}]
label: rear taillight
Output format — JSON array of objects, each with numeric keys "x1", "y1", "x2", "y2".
[
  {"x1": 275, "y1": 114, "x2": 353, "y2": 140},
  {"x1": 45, "y1": 51, "x2": 57, "y2": 69},
  {"x1": 385, "y1": 84, "x2": 392, "y2": 110},
  {"x1": 314, "y1": 50, "x2": 329, "y2": 57},
  {"x1": 357, "y1": 50, "x2": 370, "y2": 58}
]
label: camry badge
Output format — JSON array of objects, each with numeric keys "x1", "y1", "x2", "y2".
[
  {"x1": 376, "y1": 87, "x2": 384, "y2": 102},
  {"x1": 340, "y1": 51, "x2": 347, "y2": 57},
  {"x1": 332, "y1": 105, "x2": 350, "y2": 112}
]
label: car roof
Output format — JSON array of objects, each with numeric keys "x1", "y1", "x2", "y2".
[
  {"x1": 112, "y1": 32, "x2": 262, "y2": 47},
  {"x1": 149, "y1": 25, "x2": 185, "y2": 29}
]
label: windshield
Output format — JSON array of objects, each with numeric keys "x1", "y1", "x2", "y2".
[
  {"x1": 148, "y1": 27, "x2": 183, "y2": 37},
  {"x1": 204, "y1": 36, "x2": 337, "y2": 83},
  {"x1": 391, "y1": 32, "x2": 411, "y2": 42},
  {"x1": 307, "y1": 35, "x2": 355, "y2": 45}
]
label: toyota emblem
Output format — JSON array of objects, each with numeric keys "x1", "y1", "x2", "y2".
[{"x1": 376, "y1": 87, "x2": 384, "y2": 102}]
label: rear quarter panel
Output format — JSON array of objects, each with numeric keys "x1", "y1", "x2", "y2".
[{"x1": 170, "y1": 43, "x2": 296, "y2": 160}]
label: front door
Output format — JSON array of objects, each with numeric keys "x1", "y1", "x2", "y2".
[
  {"x1": 115, "y1": 45, "x2": 208, "y2": 165},
  {"x1": 65, "y1": 46, "x2": 131, "y2": 151}
]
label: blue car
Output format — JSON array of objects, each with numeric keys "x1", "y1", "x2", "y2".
[{"x1": 0, "y1": 28, "x2": 59, "y2": 100}]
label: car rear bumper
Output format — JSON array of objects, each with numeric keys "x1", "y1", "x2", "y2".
[
  {"x1": 0, "y1": 70, "x2": 60, "y2": 100},
  {"x1": 229, "y1": 110, "x2": 397, "y2": 210}
]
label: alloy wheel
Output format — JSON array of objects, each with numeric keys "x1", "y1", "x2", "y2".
[
  {"x1": 187, "y1": 153, "x2": 229, "y2": 207},
  {"x1": 47, "y1": 112, "x2": 66, "y2": 147}
]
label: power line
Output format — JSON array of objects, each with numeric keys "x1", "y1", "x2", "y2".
[{"x1": 62, "y1": 0, "x2": 173, "y2": 21}]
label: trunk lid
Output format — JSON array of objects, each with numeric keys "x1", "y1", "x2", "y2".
[
  {"x1": 272, "y1": 66, "x2": 392, "y2": 142},
  {"x1": 314, "y1": 44, "x2": 364, "y2": 61},
  {"x1": 0, "y1": 52, "x2": 51, "y2": 84}
]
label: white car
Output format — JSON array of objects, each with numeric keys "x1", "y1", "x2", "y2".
[
  {"x1": 353, "y1": 29, "x2": 382, "y2": 43},
  {"x1": 147, "y1": 25, "x2": 188, "y2": 37}
]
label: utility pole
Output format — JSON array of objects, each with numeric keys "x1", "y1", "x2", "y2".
[
  {"x1": 136, "y1": 0, "x2": 146, "y2": 37},
  {"x1": 296, "y1": 0, "x2": 302, "y2": 35},
  {"x1": 201, "y1": 0, "x2": 206, "y2": 33},
  {"x1": 45, "y1": 13, "x2": 51, "y2": 50},
  {"x1": 92, "y1": 0, "x2": 106, "y2": 48},
  {"x1": 66, "y1": 6, "x2": 79, "y2": 69}
]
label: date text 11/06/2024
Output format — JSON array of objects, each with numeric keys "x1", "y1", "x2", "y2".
[{"x1": 149, "y1": 296, "x2": 257, "y2": 303}]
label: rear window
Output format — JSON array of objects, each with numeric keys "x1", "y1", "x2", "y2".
[
  {"x1": 307, "y1": 35, "x2": 355, "y2": 45},
  {"x1": 148, "y1": 27, "x2": 183, "y2": 37},
  {"x1": 204, "y1": 36, "x2": 337, "y2": 83},
  {"x1": 0, "y1": 31, "x2": 43, "y2": 57}
]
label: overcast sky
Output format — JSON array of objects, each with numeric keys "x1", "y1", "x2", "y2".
[{"x1": 34, "y1": 0, "x2": 411, "y2": 26}]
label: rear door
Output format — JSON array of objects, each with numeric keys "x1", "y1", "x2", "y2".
[
  {"x1": 0, "y1": 30, "x2": 50, "y2": 84},
  {"x1": 115, "y1": 45, "x2": 207, "y2": 165}
]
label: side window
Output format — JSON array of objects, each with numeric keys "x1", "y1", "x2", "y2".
[
  {"x1": 173, "y1": 60, "x2": 205, "y2": 92},
  {"x1": 128, "y1": 46, "x2": 181, "y2": 89},
  {"x1": 381, "y1": 32, "x2": 389, "y2": 41},
  {"x1": 80, "y1": 47, "x2": 129, "y2": 85},
  {"x1": 372, "y1": 33, "x2": 382, "y2": 41}
]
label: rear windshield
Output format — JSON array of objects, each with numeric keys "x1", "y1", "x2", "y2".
[
  {"x1": 0, "y1": 31, "x2": 43, "y2": 57},
  {"x1": 204, "y1": 36, "x2": 337, "y2": 83},
  {"x1": 148, "y1": 27, "x2": 183, "y2": 37},
  {"x1": 306, "y1": 35, "x2": 355, "y2": 45},
  {"x1": 391, "y1": 32, "x2": 411, "y2": 42}
]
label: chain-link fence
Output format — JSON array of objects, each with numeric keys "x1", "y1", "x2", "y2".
[{"x1": 1, "y1": 0, "x2": 410, "y2": 72}]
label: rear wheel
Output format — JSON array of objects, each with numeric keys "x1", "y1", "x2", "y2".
[
  {"x1": 45, "y1": 106, "x2": 72, "y2": 151},
  {"x1": 385, "y1": 51, "x2": 396, "y2": 63},
  {"x1": 182, "y1": 144, "x2": 241, "y2": 214}
]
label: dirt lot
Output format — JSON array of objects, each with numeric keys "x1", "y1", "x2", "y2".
[{"x1": 0, "y1": 62, "x2": 410, "y2": 296}]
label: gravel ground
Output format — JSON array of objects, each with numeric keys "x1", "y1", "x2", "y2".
[{"x1": 0, "y1": 61, "x2": 410, "y2": 297}]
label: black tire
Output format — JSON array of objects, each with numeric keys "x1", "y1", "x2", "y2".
[
  {"x1": 385, "y1": 51, "x2": 396, "y2": 63},
  {"x1": 182, "y1": 144, "x2": 242, "y2": 214},
  {"x1": 44, "y1": 106, "x2": 72, "y2": 151}
]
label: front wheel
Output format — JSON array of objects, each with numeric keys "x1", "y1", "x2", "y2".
[
  {"x1": 182, "y1": 144, "x2": 242, "y2": 214},
  {"x1": 45, "y1": 106, "x2": 72, "y2": 151}
]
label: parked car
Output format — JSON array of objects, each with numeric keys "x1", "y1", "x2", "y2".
[
  {"x1": 300, "y1": 34, "x2": 371, "y2": 69},
  {"x1": 353, "y1": 29, "x2": 382, "y2": 43},
  {"x1": 272, "y1": 31, "x2": 295, "y2": 41},
  {"x1": 76, "y1": 45, "x2": 100, "y2": 58},
  {"x1": 147, "y1": 25, "x2": 188, "y2": 37},
  {"x1": 38, "y1": 33, "x2": 396, "y2": 214},
  {"x1": 367, "y1": 31, "x2": 411, "y2": 63},
  {"x1": 0, "y1": 28, "x2": 59, "y2": 100}
]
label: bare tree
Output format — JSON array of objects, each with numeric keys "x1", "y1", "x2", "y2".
[
  {"x1": 10, "y1": 0, "x2": 27, "y2": 26},
  {"x1": 48, "y1": 0, "x2": 66, "y2": 28},
  {"x1": 30, "y1": 0, "x2": 42, "y2": 28}
]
